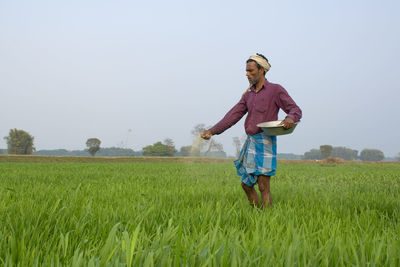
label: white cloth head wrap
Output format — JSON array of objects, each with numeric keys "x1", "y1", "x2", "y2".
[{"x1": 248, "y1": 54, "x2": 271, "y2": 73}]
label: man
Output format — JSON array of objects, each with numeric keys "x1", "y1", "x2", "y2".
[{"x1": 200, "y1": 53, "x2": 302, "y2": 208}]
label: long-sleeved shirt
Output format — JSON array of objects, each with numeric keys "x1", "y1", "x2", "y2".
[{"x1": 209, "y1": 79, "x2": 302, "y2": 136}]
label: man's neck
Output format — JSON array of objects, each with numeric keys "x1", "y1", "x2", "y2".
[{"x1": 254, "y1": 77, "x2": 266, "y2": 92}]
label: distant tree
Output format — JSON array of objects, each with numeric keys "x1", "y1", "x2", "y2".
[
  {"x1": 4, "y1": 129, "x2": 35, "y2": 155},
  {"x1": 143, "y1": 141, "x2": 175, "y2": 156},
  {"x1": 397, "y1": 153, "x2": 400, "y2": 162},
  {"x1": 303, "y1": 149, "x2": 321, "y2": 160},
  {"x1": 331, "y1": 147, "x2": 358, "y2": 161},
  {"x1": 233, "y1": 137, "x2": 242, "y2": 157},
  {"x1": 163, "y1": 138, "x2": 177, "y2": 154},
  {"x1": 86, "y1": 138, "x2": 101, "y2": 156},
  {"x1": 360, "y1": 149, "x2": 384, "y2": 162},
  {"x1": 320, "y1": 145, "x2": 333, "y2": 159}
]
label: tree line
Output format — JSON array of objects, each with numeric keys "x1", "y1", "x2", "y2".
[
  {"x1": 303, "y1": 145, "x2": 387, "y2": 162},
  {"x1": 1, "y1": 127, "x2": 228, "y2": 158},
  {"x1": 2, "y1": 128, "x2": 399, "y2": 161}
]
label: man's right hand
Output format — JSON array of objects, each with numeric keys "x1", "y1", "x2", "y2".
[{"x1": 200, "y1": 130, "x2": 213, "y2": 140}]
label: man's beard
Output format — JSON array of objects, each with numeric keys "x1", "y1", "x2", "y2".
[{"x1": 248, "y1": 78, "x2": 258, "y2": 85}]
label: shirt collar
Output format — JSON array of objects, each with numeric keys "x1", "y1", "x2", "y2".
[{"x1": 250, "y1": 79, "x2": 269, "y2": 92}]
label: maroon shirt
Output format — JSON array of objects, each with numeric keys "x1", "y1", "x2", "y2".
[{"x1": 209, "y1": 79, "x2": 302, "y2": 136}]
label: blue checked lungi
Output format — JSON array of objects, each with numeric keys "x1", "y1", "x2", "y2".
[{"x1": 234, "y1": 132, "x2": 277, "y2": 187}]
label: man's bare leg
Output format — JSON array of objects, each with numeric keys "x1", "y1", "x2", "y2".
[
  {"x1": 258, "y1": 175, "x2": 272, "y2": 208},
  {"x1": 241, "y1": 182, "x2": 259, "y2": 207}
]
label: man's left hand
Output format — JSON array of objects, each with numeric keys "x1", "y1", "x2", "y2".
[{"x1": 279, "y1": 117, "x2": 295, "y2": 129}]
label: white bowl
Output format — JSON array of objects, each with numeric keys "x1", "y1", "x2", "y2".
[{"x1": 257, "y1": 120, "x2": 297, "y2": 136}]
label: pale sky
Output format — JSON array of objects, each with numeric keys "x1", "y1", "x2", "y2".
[{"x1": 1, "y1": 0, "x2": 399, "y2": 157}]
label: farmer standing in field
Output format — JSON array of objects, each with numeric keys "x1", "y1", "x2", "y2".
[{"x1": 201, "y1": 53, "x2": 302, "y2": 208}]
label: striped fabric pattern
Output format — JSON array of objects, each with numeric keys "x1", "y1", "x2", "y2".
[{"x1": 234, "y1": 132, "x2": 277, "y2": 187}]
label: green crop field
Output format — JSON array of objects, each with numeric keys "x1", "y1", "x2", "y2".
[{"x1": 0, "y1": 157, "x2": 399, "y2": 266}]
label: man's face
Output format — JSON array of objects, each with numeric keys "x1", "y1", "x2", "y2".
[{"x1": 246, "y1": 61, "x2": 264, "y2": 85}]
